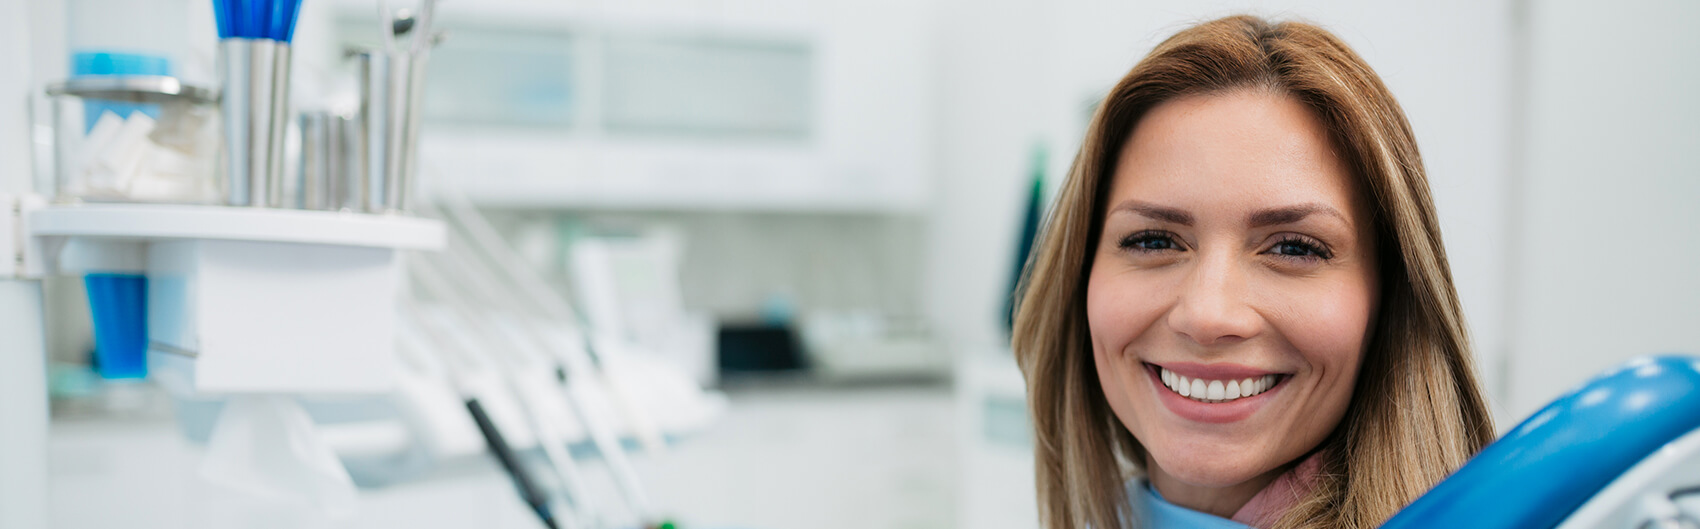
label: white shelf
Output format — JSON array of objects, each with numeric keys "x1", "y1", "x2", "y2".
[
  {"x1": 29, "y1": 203, "x2": 446, "y2": 250},
  {"x1": 20, "y1": 202, "x2": 441, "y2": 394}
]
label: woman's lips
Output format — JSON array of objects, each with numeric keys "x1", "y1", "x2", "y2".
[{"x1": 1143, "y1": 362, "x2": 1290, "y2": 424}]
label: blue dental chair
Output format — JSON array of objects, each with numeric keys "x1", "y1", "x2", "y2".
[{"x1": 1384, "y1": 355, "x2": 1700, "y2": 529}]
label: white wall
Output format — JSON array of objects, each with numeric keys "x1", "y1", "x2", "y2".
[
  {"x1": 0, "y1": 0, "x2": 48, "y2": 513},
  {"x1": 0, "y1": 0, "x2": 39, "y2": 195},
  {"x1": 2, "y1": 2, "x2": 58, "y2": 526},
  {"x1": 1506, "y1": 0, "x2": 1700, "y2": 420},
  {"x1": 925, "y1": 0, "x2": 1517, "y2": 415},
  {"x1": 925, "y1": 0, "x2": 1058, "y2": 359}
]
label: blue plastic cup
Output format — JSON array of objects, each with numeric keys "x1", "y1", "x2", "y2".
[{"x1": 85, "y1": 273, "x2": 148, "y2": 379}]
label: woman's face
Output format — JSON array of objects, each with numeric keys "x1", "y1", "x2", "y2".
[{"x1": 1086, "y1": 90, "x2": 1379, "y2": 505}]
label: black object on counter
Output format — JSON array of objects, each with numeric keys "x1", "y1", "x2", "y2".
[{"x1": 717, "y1": 323, "x2": 806, "y2": 373}]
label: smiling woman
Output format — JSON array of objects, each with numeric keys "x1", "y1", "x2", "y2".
[
  {"x1": 1011, "y1": 15, "x2": 1495, "y2": 529},
  {"x1": 1093, "y1": 88, "x2": 1379, "y2": 522}
]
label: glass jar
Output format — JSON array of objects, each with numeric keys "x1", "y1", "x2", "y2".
[{"x1": 45, "y1": 76, "x2": 221, "y2": 204}]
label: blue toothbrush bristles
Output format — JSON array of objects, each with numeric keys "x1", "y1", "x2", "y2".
[
  {"x1": 215, "y1": 0, "x2": 303, "y2": 42},
  {"x1": 213, "y1": 0, "x2": 231, "y2": 38}
]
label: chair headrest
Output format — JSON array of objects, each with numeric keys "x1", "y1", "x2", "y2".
[{"x1": 1384, "y1": 355, "x2": 1700, "y2": 529}]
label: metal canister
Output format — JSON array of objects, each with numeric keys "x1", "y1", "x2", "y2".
[
  {"x1": 218, "y1": 38, "x2": 292, "y2": 207},
  {"x1": 333, "y1": 113, "x2": 362, "y2": 211},
  {"x1": 296, "y1": 112, "x2": 329, "y2": 210}
]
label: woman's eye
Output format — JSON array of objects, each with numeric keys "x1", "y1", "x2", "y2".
[
  {"x1": 1266, "y1": 236, "x2": 1333, "y2": 260},
  {"x1": 1118, "y1": 231, "x2": 1183, "y2": 252}
]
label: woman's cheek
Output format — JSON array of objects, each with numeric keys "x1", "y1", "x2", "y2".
[
  {"x1": 1263, "y1": 273, "x2": 1376, "y2": 423},
  {"x1": 1086, "y1": 268, "x2": 1157, "y2": 443},
  {"x1": 1084, "y1": 265, "x2": 1124, "y2": 358},
  {"x1": 1264, "y1": 271, "x2": 1375, "y2": 354},
  {"x1": 1085, "y1": 267, "x2": 1169, "y2": 361}
]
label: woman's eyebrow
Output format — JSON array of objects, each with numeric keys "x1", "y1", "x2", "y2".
[
  {"x1": 1111, "y1": 200, "x2": 1194, "y2": 226},
  {"x1": 1247, "y1": 204, "x2": 1348, "y2": 228}
]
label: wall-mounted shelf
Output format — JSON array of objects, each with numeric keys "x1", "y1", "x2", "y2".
[
  {"x1": 19, "y1": 202, "x2": 447, "y2": 394},
  {"x1": 29, "y1": 203, "x2": 445, "y2": 250}
]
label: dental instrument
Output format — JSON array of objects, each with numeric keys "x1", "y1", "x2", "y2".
[
  {"x1": 432, "y1": 191, "x2": 671, "y2": 456},
  {"x1": 398, "y1": 299, "x2": 574, "y2": 529},
  {"x1": 407, "y1": 201, "x2": 656, "y2": 521},
  {"x1": 407, "y1": 260, "x2": 600, "y2": 528},
  {"x1": 429, "y1": 231, "x2": 658, "y2": 522}
]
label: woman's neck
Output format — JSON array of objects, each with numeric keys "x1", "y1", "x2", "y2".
[{"x1": 1145, "y1": 457, "x2": 1292, "y2": 519}]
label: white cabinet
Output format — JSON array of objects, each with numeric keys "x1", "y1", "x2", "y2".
[
  {"x1": 957, "y1": 351, "x2": 1040, "y2": 529},
  {"x1": 326, "y1": 0, "x2": 934, "y2": 212}
]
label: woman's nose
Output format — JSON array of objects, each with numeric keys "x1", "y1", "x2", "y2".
[{"x1": 1166, "y1": 254, "x2": 1261, "y2": 346}]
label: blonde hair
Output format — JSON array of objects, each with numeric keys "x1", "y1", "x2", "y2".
[{"x1": 1011, "y1": 15, "x2": 1494, "y2": 529}]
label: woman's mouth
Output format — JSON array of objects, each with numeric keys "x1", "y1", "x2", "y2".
[
  {"x1": 1146, "y1": 362, "x2": 1289, "y2": 404},
  {"x1": 1141, "y1": 362, "x2": 1289, "y2": 423}
]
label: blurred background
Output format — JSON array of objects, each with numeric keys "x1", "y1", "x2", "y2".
[{"x1": 0, "y1": 0, "x2": 1696, "y2": 528}]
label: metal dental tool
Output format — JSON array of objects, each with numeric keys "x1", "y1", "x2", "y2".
[
  {"x1": 406, "y1": 259, "x2": 600, "y2": 529},
  {"x1": 431, "y1": 190, "x2": 672, "y2": 457}
]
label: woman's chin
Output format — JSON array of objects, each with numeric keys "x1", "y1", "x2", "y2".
[{"x1": 1147, "y1": 448, "x2": 1278, "y2": 489}]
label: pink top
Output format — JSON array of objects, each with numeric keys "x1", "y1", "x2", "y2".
[{"x1": 1230, "y1": 452, "x2": 1324, "y2": 528}]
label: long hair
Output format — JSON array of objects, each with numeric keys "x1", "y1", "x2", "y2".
[{"x1": 1011, "y1": 15, "x2": 1495, "y2": 529}]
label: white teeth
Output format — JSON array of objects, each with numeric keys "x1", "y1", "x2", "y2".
[{"x1": 1157, "y1": 367, "x2": 1281, "y2": 403}]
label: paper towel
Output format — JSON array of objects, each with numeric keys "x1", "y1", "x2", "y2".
[{"x1": 199, "y1": 395, "x2": 359, "y2": 520}]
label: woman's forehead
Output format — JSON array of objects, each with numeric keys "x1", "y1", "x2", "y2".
[{"x1": 1106, "y1": 90, "x2": 1364, "y2": 224}]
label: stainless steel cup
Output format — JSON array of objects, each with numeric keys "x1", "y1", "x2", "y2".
[
  {"x1": 351, "y1": 48, "x2": 427, "y2": 215},
  {"x1": 332, "y1": 113, "x2": 362, "y2": 211},
  {"x1": 267, "y1": 44, "x2": 292, "y2": 207},
  {"x1": 396, "y1": 51, "x2": 429, "y2": 213},
  {"x1": 383, "y1": 52, "x2": 416, "y2": 214},
  {"x1": 352, "y1": 51, "x2": 391, "y2": 214},
  {"x1": 297, "y1": 112, "x2": 330, "y2": 210},
  {"x1": 299, "y1": 111, "x2": 362, "y2": 211},
  {"x1": 218, "y1": 39, "x2": 292, "y2": 207}
]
